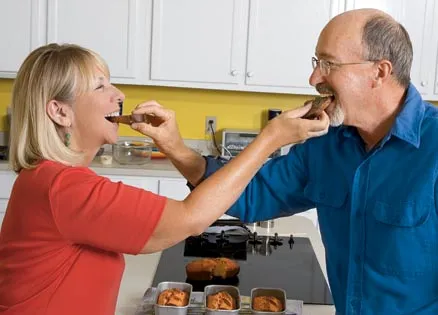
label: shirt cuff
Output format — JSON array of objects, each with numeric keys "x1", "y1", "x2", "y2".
[{"x1": 186, "y1": 155, "x2": 229, "y2": 191}]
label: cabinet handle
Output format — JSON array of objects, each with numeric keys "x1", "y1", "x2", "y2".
[
  {"x1": 246, "y1": 71, "x2": 254, "y2": 78},
  {"x1": 230, "y1": 70, "x2": 239, "y2": 76},
  {"x1": 421, "y1": 81, "x2": 428, "y2": 87}
]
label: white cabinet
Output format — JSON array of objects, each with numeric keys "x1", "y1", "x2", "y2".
[
  {"x1": 148, "y1": 0, "x2": 342, "y2": 95},
  {"x1": 105, "y1": 175, "x2": 159, "y2": 193},
  {"x1": 47, "y1": 0, "x2": 150, "y2": 84},
  {"x1": 150, "y1": 0, "x2": 248, "y2": 85},
  {"x1": 0, "y1": 172, "x2": 17, "y2": 199},
  {"x1": 0, "y1": 0, "x2": 46, "y2": 78},
  {"x1": 244, "y1": 0, "x2": 339, "y2": 92},
  {"x1": 345, "y1": 0, "x2": 438, "y2": 101},
  {"x1": 0, "y1": 171, "x2": 16, "y2": 229},
  {"x1": 158, "y1": 178, "x2": 190, "y2": 200},
  {"x1": 0, "y1": 199, "x2": 8, "y2": 228},
  {"x1": 296, "y1": 208, "x2": 319, "y2": 230}
]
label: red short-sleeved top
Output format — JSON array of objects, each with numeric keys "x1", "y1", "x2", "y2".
[{"x1": 0, "y1": 160, "x2": 167, "y2": 314}]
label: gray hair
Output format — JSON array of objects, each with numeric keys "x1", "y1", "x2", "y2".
[{"x1": 362, "y1": 15, "x2": 413, "y2": 88}]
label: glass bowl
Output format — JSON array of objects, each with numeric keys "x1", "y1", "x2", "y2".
[{"x1": 112, "y1": 140, "x2": 153, "y2": 165}]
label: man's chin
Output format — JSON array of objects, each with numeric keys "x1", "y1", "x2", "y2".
[{"x1": 327, "y1": 104, "x2": 345, "y2": 127}]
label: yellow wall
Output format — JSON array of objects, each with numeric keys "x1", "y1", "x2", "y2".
[{"x1": 0, "y1": 78, "x2": 437, "y2": 139}]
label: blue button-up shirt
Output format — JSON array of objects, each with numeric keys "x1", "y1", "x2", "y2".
[{"x1": 201, "y1": 84, "x2": 438, "y2": 314}]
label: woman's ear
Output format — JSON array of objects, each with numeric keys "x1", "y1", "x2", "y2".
[{"x1": 46, "y1": 100, "x2": 72, "y2": 127}]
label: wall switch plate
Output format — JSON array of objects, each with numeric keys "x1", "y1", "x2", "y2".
[{"x1": 205, "y1": 116, "x2": 217, "y2": 134}]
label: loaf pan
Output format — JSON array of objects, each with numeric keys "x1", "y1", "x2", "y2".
[
  {"x1": 204, "y1": 284, "x2": 241, "y2": 315},
  {"x1": 154, "y1": 281, "x2": 192, "y2": 315},
  {"x1": 250, "y1": 287, "x2": 286, "y2": 315}
]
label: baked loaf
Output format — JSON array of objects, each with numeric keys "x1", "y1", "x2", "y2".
[
  {"x1": 186, "y1": 258, "x2": 240, "y2": 281},
  {"x1": 157, "y1": 288, "x2": 189, "y2": 307},
  {"x1": 302, "y1": 95, "x2": 333, "y2": 119},
  {"x1": 207, "y1": 291, "x2": 237, "y2": 310},
  {"x1": 252, "y1": 296, "x2": 284, "y2": 312}
]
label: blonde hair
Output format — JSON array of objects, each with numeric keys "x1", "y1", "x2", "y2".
[{"x1": 9, "y1": 43, "x2": 110, "y2": 172}]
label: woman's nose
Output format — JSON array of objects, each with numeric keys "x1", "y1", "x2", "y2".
[{"x1": 113, "y1": 86, "x2": 125, "y2": 102}]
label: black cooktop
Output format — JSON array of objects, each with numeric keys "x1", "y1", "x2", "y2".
[{"x1": 151, "y1": 226, "x2": 333, "y2": 305}]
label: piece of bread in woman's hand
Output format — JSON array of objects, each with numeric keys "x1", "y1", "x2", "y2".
[{"x1": 302, "y1": 95, "x2": 334, "y2": 119}]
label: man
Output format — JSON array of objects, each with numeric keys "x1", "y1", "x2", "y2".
[{"x1": 136, "y1": 9, "x2": 438, "y2": 315}]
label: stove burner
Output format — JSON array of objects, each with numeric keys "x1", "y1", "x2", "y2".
[
  {"x1": 216, "y1": 230, "x2": 230, "y2": 245},
  {"x1": 248, "y1": 232, "x2": 262, "y2": 245},
  {"x1": 269, "y1": 233, "x2": 283, "y2": 247}
]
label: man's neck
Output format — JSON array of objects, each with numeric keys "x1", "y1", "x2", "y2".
[{"x1": 356, "y1": 87, "x2": 407, "y2": 151}]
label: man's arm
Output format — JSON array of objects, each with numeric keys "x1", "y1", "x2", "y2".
[{"x1": 163, "y1": 143, "x2": 206, "y2": 187}]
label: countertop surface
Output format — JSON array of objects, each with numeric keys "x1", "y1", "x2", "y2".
[
  {"x1": 0, "y1": 158, "x2": 185, "y2": 178},
  {"x1": 115, "y1": 216, "x2": 335, "y2": 315}
]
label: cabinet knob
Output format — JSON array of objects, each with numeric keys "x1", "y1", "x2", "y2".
[
  {"x1": 421, "y1": 81, "x2": 428, "y2": 87},
  {"x1": 246, "y1": 71, "x2": 254, "y2": 78},
  {"x1": 230, "y1": 70, "x2": 239, "y2": 76}
]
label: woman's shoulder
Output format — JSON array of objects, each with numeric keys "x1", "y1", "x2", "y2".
[{"x1": 20, "y1": 160, "x2": 96, "y2": 183}]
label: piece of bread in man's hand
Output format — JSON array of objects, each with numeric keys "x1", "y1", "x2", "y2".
[{"x1": 302, "y1": 95, "x2": 334, "y2": 119}]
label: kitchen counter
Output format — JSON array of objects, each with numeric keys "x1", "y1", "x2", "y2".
[
  {"x1": 0, "y1": 158, "x2": 184, "y2": 178},
  {"x1": 116, "y1": 216, "x2": 335, "y2": 315}
]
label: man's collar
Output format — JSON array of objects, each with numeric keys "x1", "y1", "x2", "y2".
[
  {"x1": 338, "y1": 83, "x2": 425, "y2": 148},
  {"x1": 389, "y1": 83, "x2": 424, "y2": 148}
]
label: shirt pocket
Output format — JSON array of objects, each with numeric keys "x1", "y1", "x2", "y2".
[{"x1": 366, "y1": 199, "x2": 434, "y2": 279}]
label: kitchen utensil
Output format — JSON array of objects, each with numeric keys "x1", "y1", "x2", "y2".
[
  {"x1": 154, "y1": 281, "x2": 192, "y2": 315},
  {"x1": 112, "y1": 140, "x2": 153, "y2": 165},
  {"x1": 204, "y1": 285, "x2": 241, "y2": 315}
]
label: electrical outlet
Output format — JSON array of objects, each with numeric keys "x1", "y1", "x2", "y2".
[{"x1": 205, "y1": 116, "x2": 217, "y2": 134}]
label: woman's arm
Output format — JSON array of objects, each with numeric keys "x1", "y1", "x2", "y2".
[{"x1": 131, "y1": 102, "x2": 329, "y2": 254}]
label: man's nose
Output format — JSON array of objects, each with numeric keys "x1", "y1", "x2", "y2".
[{"x1": 309, "y1": 67, "x2": 324, "y2": 87}]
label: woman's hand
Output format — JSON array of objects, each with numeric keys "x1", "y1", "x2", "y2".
[
  {"x1": 261, "y1": 103, "x2": 330, "y2": 149},
  {"x1": 130, "y1": 100, "x2": 186, "y2": 154}
]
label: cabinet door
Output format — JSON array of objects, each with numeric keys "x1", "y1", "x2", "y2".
[
  {"x1": 295, "y1": 208, "x2": 319, "y2": 230},
  {"x1": 345, "y1": 0, "x2": 438, "y2": 99},
  {"x1": 0, "y1": 199, "x2": 8, "y2": 228},
  {"x1": 0, "y1": 0, "x2": 46, "y2": 78},
  {"x1": 158, "y1": 179, "x2": 190, "y2": 200},
  {"x1": 244, "y1": 0, "x2": 341, "y2": 94},
  {"x1": 433, "y1": 2, "x2": 438, "y2": 99},
  {"x1": 0, "y1": 172, "x2": 17, "y2": 199},
  {"x1": 47, "y1": 0, "x2": 150, "y2": 84},
  {"x1": 150, "y1": 0, "x2": 248, "y2": 85},
  {"x1": 105, "y1": 175, "x2": 159, "y2": 194}
]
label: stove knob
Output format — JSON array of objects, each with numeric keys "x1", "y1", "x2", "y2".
[{"x1": 288, "y1": 234, "x2": 295, "y2": 246}]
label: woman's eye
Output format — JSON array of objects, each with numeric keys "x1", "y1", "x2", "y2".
[{"x1": 95, "y1": 84, "x2": 104, "y2": 90}]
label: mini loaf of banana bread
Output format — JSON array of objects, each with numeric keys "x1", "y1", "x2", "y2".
[
  {"x1": 207, "y1": 291, "x2": 236, "y2": 310},
  {"x1": 157, "y1": 288, "x2": 189, "y2": 307},
  {"x1": 186, "y1": 258, "x2": 240, "y2": 281},
  {"x1": 252, "y1": 296, "x2": 284, "y2": 312}
]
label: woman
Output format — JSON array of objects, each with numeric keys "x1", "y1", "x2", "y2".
[{"x1": 0, "y1": 43, "x2": 329, "y2": 315}]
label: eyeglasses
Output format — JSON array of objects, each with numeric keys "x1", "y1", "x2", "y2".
[{"x1": 312, "y1": 57, "x2": 376, "y2": 76}]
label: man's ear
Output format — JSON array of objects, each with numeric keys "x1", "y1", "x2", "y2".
[
  {"x1": 373, "y1": 60, "x2": 393, "y2": 87},
  {"x1": 46, "y1": 100, "x2": 72, "y2": 127}
]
